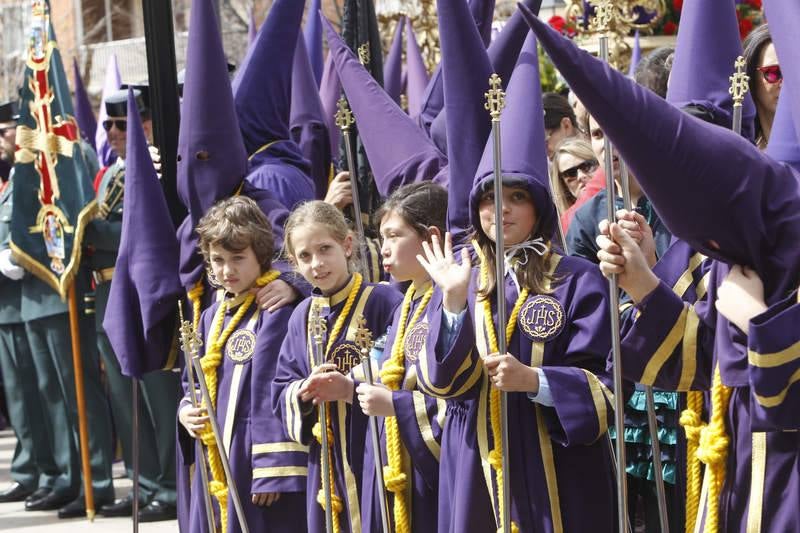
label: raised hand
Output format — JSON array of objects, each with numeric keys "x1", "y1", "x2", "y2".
[
  {"x1": 251, "y1": 279, "x2": 299, "y2": 311},
  {"x1": 416, "y1": 232, "x2": 472, "y2": 313},
  {"x1": 324, "y1": 171, "x2": 354, "y2": 210},
  {"x1": 614, "y1": 209, "x2": 657, "y2": 267},
  {"x1": 716, "y1": 265, "x2": 767, "y2": 333},
  {"x1": 596, "y1": 219, "x2": 659, "y2": 303}
]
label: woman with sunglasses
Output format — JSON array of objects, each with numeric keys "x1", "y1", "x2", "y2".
[
  {"x1": 743, "y1": 24, "x2": 781, "y2": 149},
  {"x1": 549, "y1": 138, "x2": 598, "y2": 216}
]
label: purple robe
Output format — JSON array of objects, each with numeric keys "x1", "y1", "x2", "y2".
[
  {"x1": 272, "y1": 276, "x2": 402, "y2": 533},
  {"x1": 245, "y1": 142, "x2": 315, "y2": 212},
  {"x1": 355, "y1": 283, "x2": 445, "y2": 533},
  {"x1": 419, "y1": 255, "x2": 618, "y2": 533},
  {"x1": 619, "y1": 241, "x2": 800, "y2": 532},
  {"x1": 179, "y1": 295, "x2": 307, "y2": 533}
]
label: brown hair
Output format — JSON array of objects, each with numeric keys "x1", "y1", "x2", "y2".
[
  {"x1": 196, "y1": 196, "x2": 275, "y2": 270},
  {"x1": 284, "y1": 200, "x2": 361, "y2": 272},
  {"x1": 374, "y1": 181, "x2": 448, "y2": 237},
  {"x1": 549, "y1": 137, "x2": 596, "y2": 215}
]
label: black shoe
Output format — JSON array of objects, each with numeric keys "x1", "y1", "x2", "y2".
[
  {"x1": 25, "y1": 490, "x2": 74, "y2": 511},
  {"x1": 98, "y1": 493, "x2": 139, "y2": 517},
  {"x1": 0, "y1": 482, "x2": 33, "y2": 503},
  {"x1": 24, "y1": 487, "x2": 51, "y2": 507},
  {"x1": 57, "y1": 495, "x2": 113, "y2": 519},
  {"x1": 138, "y1": 500, "x2": 177, "y2": 522}
]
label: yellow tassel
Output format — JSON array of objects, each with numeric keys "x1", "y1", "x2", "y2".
[
  {"x1": 680, "y1": 390, "x2": 706, "y2": 533},
  {"x1": 479, "y1": 256, "x2": 527, "y2": 533},
  {"x1": 311, "y1": 273, "x2": 364, "y2": 533},
  {"x1": 196, "y1": 270, "x2": 279, "y2": 531},
  {"x1": 695, "y1": 366, "x2": 732, "y2": 533}
]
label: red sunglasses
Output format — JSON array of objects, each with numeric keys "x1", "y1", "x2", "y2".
[{"x1": 757, "y1": 65, "x2": 782, "y2": 85}]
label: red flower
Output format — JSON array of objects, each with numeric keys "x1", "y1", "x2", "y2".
[
  {"x1": 738, "y1": 17, "x2": 754, "y2": 39},
  {"x1": 746, "y1": 0, "x2": 762, "y2": 9},
  {"x1": 662, "y1": 21, "x2": 678, "y2": 35},
  {"x1": 548, "y1": 15, "x2": 566, "y2": 34},
  {"x1": 672, "y1": 0, "x2": 683, "y2": 12}
]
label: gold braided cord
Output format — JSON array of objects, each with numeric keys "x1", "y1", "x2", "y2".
[
  {"x1": 695, "y1": 366, "x2": 733, "y2": 533},
  {"x1": 187, "y1": 279, "x2": 205, "y2": 330},
  {"x1": 197, "y1": 270, "x2": 280, "y2": 531},
  {"x1": 479, "y1": 256, "x2": 526, "y2": 533},
  {"x1": 311, "y1": 273, "x2": 364, "y2": 533},
  {"x1": 680, "y1": 390, "x2": 706, "y2": 532},
  {"x1": 379, "y1": 284, "x2": 434, "y2": 533}
]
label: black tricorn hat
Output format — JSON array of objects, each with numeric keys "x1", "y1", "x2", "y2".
[
  {"x1": 105, "y1": 88, "x2": 148, "y2": 117},
  {"x1": 0, "y1": 101, "x2": 19, "y2": 123}
]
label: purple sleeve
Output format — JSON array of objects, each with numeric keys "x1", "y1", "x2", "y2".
[
  {"x1": 251, "y1": 307, "x2": 309, "y2": 494},
  {"x1": 747, "y1": 290, "x2": 800, "y2": 431},
  {"x1": 392, "y1": 390, "x2": 446, "y2": 489},
  {"x1": 273, "y1": 259, "x2": 313, "y2": 299}
]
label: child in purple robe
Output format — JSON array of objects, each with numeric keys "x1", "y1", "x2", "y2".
[
  {"x1": 178, "y1": 196, "x2": 307, "y2": 533},
  {"x1": 271, "y1": 200, "x2": 402, "y2": 533},
  {"x1": 353, "y1": 182, "x2": 449, "y2": 533}
]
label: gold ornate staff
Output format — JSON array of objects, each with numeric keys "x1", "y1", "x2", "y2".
[
  {"x1": 178, "y1": 301, "x2": 250, "y2": 533},
  {"x1": 354, "y1": 315, "x2": 391, "y2": 533},
  {"x1": 310, "y1": 304, "x2": 334, "y2": 533},
  {"x1": 729, "y1": 55, "x2": 750, "y2": 137},
  {"x1": 484, "y1": 72, "x2": 514, "y2": 533},
  {"x1": 178, "y1": 301, "x2": 216, "y2": 533},
  {"x1": 334, "y1": 96, "x2": 369, "y2": 277}
]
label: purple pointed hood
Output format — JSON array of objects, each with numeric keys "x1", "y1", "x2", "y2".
[
  {"x1": 248, "y1": 5, "x2": 258, "y2": 46},
  {"x1": 428, "y1": 0, "x2": 543, "y2": 155},
  {"x1": 627, "y1": 30, "x2": 641, "y2": 77},
  {"x1": 765, "y1": 0, "x2": 800, "y2": 151},
  {"x1": 469, "y1": 31, "x2": 555, "y2": 240},
  {"x1": 384, "y1": 17, "x2": 405, "y2": 105},
  {"x1": 304, "y1": 0, "x2": 324, "y2": 86},
  {"x1": 105, "y1": 89, "x2": 182, "y2": 377},
  {"x1": 764, "y1": 88, "x2": 800, "y2": 170},
  {"x1": 666, "y1": 0, "x2": 755, "y2": 137},
  {"x1": 520, "y1": 2, "x2": 800, "y2": 297},
  {"x1": 405, "y1": 18, "x2": 430, "y2": 118},
  {"x1": 320, "y1": 52, "x2": 342, "y2": 157},
  {"x1": 291, "y1": 33, "x2": 332, "y2": 199},
  {"x1": 95, "y1": 54, "x2": 121, "y2": 166},
  {"x1": 72, "y1": 58, "x2": 97, "y2": 148},
  {"x1": 233, "y1": 0, "x2": 305, "y2": 157},
  {"x1": 324, "y1": 16, "x2": 446, "y2": 196}
]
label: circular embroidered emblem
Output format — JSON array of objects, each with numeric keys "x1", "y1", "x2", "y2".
[
  {"x1": 519, "y1": 295, "x2": 565, "y2": 342},
  {"x1": 329, "y1": 342, "x2": 362, "y2": 374},
  {"x1": 225, "y1": 329, "x2": 256, "y2": 363},
  {"x1": 403, "y1": 322, "x2": 429, "y2": 363}
]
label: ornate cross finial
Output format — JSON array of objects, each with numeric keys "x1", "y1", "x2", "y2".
[
  {"x1": 729, "y1": 55, "x2": 750, "y2": 108},
  {"x1": 310, "y1": 304, "x2": 327, "y2": 346},
  {"x1": 334, "y1": 96, "x2": 355, "y2": 133},
  {"x1": 590, "y1": 0, "x2": 615, "y2": 34},
  {"x1": 484, "y1": 73, "x2": 506, "y2": 123},
  {"x1": 358, "y1": 43, "x2": 371, "y2": 67},
  {"x1": 354, "y1": 315, "x2": 374, "y2": 359},
  {"x1": 178, "y1": 301, "x2": 203, "y2": 357}
]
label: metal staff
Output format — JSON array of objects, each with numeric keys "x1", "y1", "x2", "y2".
[
  {"x1": 730, "y1": 56, "x2": 749, "y2": 138},
  {"x1": 180, "y1": 304, "x2": 251, "y2": 533},
  {"x1": 178, "y1": 302, "x2": 216, "y2": 533},
  {"x1": 335, "y1": 97, "x2": 369, "y2": 276},
  {"x1": 484, "y1": 72, "x2": 513, "y2": 533},
  {"x1": 591, "y1": 2, "x2": 628, "y2": 531},
  {"x1": 310, "y1": 304, "x2": 334, "y2": 533},
  {"x1": 132, "y1": 379, "x2": 140, "y2": 533},
  {"x1": 354, "y1": 316, "x2": 391, "y2": 533}
]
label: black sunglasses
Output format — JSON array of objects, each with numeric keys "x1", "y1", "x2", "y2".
[
  {"x1": 560, "y1": 159, "x2": 598, "y2": 180},
  {"x1": 102, "y1": 119, "x2": 127, "y2": 132}
]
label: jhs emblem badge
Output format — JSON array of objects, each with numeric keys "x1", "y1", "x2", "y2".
[
  {"x1": 519, "y1": 295, "x2": 565, "y2": 342},
  {"x1": 403, "y1": 323, "x2": 429, "y2": 363},
  {"x1": 329, "y1": 342, "x2": 360, "y2": 374},
  {"x1": 226, "y1": 329, "x2": 256, "y2": 363}
]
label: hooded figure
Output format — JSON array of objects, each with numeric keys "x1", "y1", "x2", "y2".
[
  {"x1": 627, "y1": 30, "x2": 641, "y2": 78},
  {"x1": 665, "y1": 0, "x2": 755, "y2": 138},
  {"x1": 319, "y1": 52, "x2": 343, "y2": 158},
  {"x1": 233, "y1": 0, "x2": 315, "y2": 211},
  {"x1": 323, "y1": 16, "x2": 447, "y2": 197},
  {"x1": 72, "y1": 58, "x2": 97, "y2": 148},
  {"x1": 405, "y1": 18, "x2": 430, "y2": 119},
  {"x1": 290, "y1": 33, "x2": 332, "y2": 199},
  {"x1": 383, "y1": 17, "x2": 405, "y2": 105},
  {"x1": 304, "y1": 0, "x2": 324, "y2": 86}
]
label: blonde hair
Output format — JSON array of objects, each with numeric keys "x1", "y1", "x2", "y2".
[
  {"x1": 284, "y1": 200, "x2": 362, "y2": 273},
  {"x1": 196, "y1": 196, "x2": 275, "y2": 270},
  {"x1": 549, "y1": 137, "x2": 596, "y2": 216}
]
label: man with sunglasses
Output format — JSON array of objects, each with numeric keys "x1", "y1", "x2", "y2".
[{"x1": 84, "y1": 88, "x2": 180, "y2": 522}]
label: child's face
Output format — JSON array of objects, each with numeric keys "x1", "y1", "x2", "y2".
[
  {"x1": 208, "y1": 243, "x2": 261, "y2": 296},
  {"x1": 379, "y1": 210, "x2": 428, "y2": 284},
  {"x1": 290, "y1": 224, "x2": 353, "y2": 295},
  {"x1": 478, "y1": 185, "x2": 537, "y2": 247}
]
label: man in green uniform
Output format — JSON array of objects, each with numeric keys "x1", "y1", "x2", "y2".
[
  {"x1": 87, "y1": 88, "x2": 180, "y2": 522},
  {"x1": 0, "y1": 100, "x2": 61, "y2": 507}
]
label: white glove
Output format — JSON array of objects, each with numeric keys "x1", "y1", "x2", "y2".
[{"x1": 0, "y1": 249, "x2": 24, "y2": 281}]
